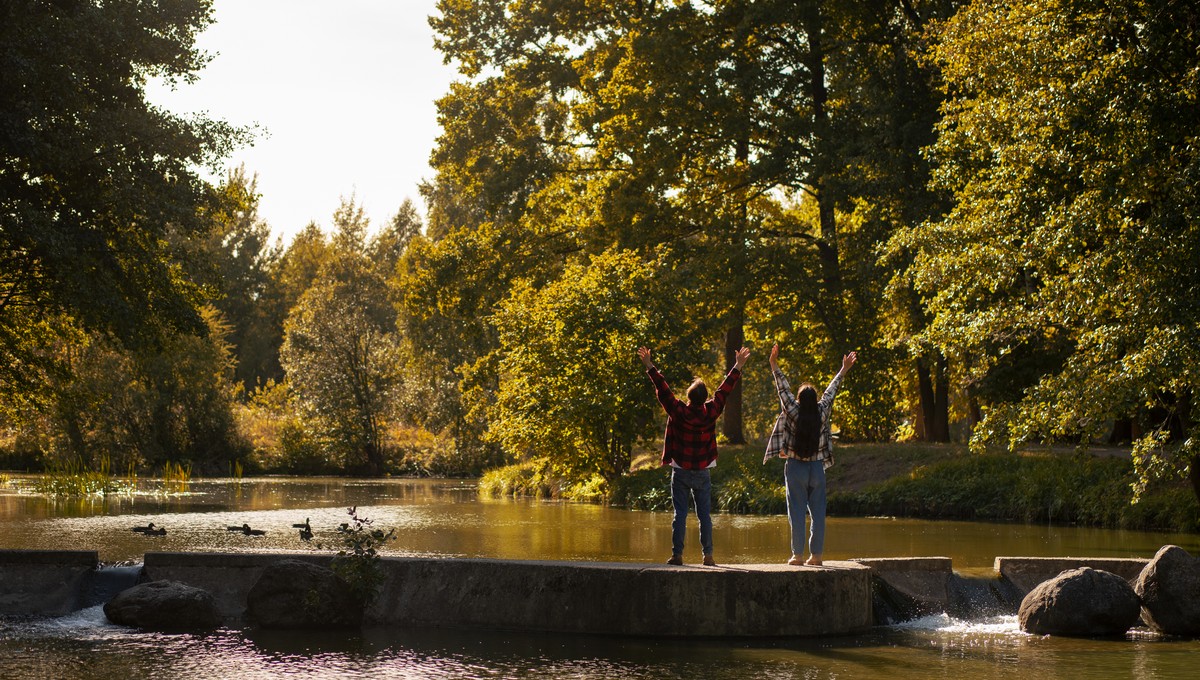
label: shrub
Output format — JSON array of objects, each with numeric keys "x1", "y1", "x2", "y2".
[{"x1": 329, "y1": 506, "x2": 396, "y2": 605}]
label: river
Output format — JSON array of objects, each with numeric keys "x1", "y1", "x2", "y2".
[{"x1": 1, "y1": 477, "x2": 1197, "y2": 678}]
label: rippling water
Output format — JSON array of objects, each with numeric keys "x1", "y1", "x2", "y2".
[
  {"x1": 2, "y1": 477, "x2": 1198, "y2": 678},
  {"x1": 4, "y1": 605, "x2": 1197, "y2": 680}
]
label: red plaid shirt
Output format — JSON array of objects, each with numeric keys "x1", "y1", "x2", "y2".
[{"x1": 646, "y1": 366, "x2": 741, "y2": 470}]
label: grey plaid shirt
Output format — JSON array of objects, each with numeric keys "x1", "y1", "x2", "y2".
[{"x1": 762, "y1": 367, "x2": 844, "y2": 469}]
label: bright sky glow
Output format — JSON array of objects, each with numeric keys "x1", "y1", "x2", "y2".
[{"x1": 146, "y1": 0, "x2": 456, "y2": 245}]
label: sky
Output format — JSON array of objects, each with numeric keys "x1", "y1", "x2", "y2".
[{"x1": 146, "y1": 0, "x2": 457, "y2": 245}]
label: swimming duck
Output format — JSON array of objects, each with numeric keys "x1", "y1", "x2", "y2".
[
  {"x1": 293, "y1": 518, "x2": 313, "y2": 541},
  {"x1": 227, "y1": 523, "x2": 266, "y2": 536},
  {"x1": 132, "y1": 522, "x2": 166, "y2": 536}
]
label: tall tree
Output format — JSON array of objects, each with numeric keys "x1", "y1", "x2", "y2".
[
  {"x1": 0, "y1": 0, "x2": 247, "y2": 399},
  {"x1": 189, "y1": 167, "x2": 282, "y2": 391},
  {"x1": 280, "y1": 254, "x2": 399, "y2": 476},
  {"x1": 424, "y1": 1, "x2": 967, "y2": 461},
  {"x1": 903, "y1": 0, "x2": 1200, "y2": 498}
]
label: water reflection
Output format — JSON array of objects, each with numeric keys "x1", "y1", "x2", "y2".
[
  {"x1": 4, "y1": 605, "x2": 1198, "y2": 680},
  {"x1": 2, "y1": 477, "x2": 1198, "y2": 569},
  {"x1": 3, "y1": 477, "x2": 1200, "y2": 680}
]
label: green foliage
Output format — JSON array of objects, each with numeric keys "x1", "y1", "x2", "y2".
[
  {"x1": 478, "y1": 459, "x2": 563, "y2": 500},
  {"x1": 422, "y1": 0, "x2": 967, "y2": 467},
  {"x1": 896, "y1": 0, "x2": 1200, "y2": 498},
  {"x1": 329, "y1": 506, "x2": 396, "y2": 605},
  {"x1": 235, "y1": 379, "x2": 331, "y2": 474},
  {"x1": 0, "y1": 0, "x2": 250, "y2": 400},
  {"x1": 367, "y1": 199, "x2": 423, "y2": 279},
  {"x1": 489, "y1": 249, "x2": 697, "y2": 481},
  {"x1": 387, "y1": 423, "x2": 493, "y2": 477},
  {"x1": 281, "y1": 241, "x2": 400, "y2": 475},
  {"x1": 832, "y1": 452, "x2": 1200, "y2": 532},
  {"x1": 190, "y1": 167, "x2": 284, "y2": 391},
  {"x1": 7, "y1": 307, "x2": 247, "y2": 474}
]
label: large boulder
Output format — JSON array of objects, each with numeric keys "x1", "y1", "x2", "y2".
[
  {"x1": 1134, "y1": 545, "x2": 1200, "y2": 636},
  {"x1": 246, "y1": 559, "x2": 362, "y2": 629},
  {"x1": 1018, "y1": 567, "x2": 1140, "y2": 636},
  {"x1": 104, "y1": 580, "x2": 221, "y2": 632}
]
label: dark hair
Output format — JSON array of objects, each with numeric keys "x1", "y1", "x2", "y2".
[
  {"x1": 793, "y1": 384, "x2": 820, "y2": 457},
  {"x1": 686, "y1": 378, "x2": 708, "y2": 404}
]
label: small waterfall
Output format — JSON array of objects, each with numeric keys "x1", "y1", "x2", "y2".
[
  {"x1": 870, "y1": 569, "x2": 1023, "y2": 625},
  {"x1": 78, "y1": 564, "x2": 143, "y2": 610},
  {"x1": 944, "y1": 573, "x2": 1021, "y2": 619}
]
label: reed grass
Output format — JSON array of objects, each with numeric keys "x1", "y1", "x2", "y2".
[
  {"x1": 33, "y1": 456, "x2": 130, "y2": 496},
  {"x1": 160, "y1": 460, "x2": 192, "y2": 493}
]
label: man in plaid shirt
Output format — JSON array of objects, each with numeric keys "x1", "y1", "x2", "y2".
[{"x1": 638, "y1": 345, "x2": 750, "y2": 566}]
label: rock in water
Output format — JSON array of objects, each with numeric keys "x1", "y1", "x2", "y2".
[
  {"x1": 1018, "y1": 567, "x2": 1140, "y2": 636},
  {"x1": 246, "y1": 559, "x2": 362, "y2": 629},
  {"x1": 104, "y1": 580, "x2": 221, "y2": 632},
  {"x1": 1134, "y1": 545, "x2": 1200, "y2": 636}
]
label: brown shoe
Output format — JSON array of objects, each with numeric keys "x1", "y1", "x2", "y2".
[
  {"x1": 703, "y1": 554, "x2": 716, "y2": 567},
  {"x1": 787, "y1": 554, "x2": 804, "y2": 566},
  {"x1": 667, "y1": 555, "x2": 683, "y2": 566}
]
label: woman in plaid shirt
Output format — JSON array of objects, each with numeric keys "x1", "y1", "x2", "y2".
[{"x1": 763, "y1": 343, "x2": 856, "y2": 566}]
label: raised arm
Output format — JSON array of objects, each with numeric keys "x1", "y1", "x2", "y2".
[
  {"x1": 639, "y1": 346, "x2": 679, "y2": 413},
  {"x1": 770, "y1": 343, "x2": 797, "y2": 411},
  {"x1": 709, "y1": 346, "x2": 749, "y2": 415},
  {"x1": 820, "y1": 350, "x2": 857, "y2": 409}
]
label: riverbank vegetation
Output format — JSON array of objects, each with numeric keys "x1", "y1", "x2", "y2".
[
  {"x1": 484, "y1": 443, "x2": 1200, "y2": 533},
  {"x1": 1, "y1": 1, "x2": 1198, "y2": 530}
]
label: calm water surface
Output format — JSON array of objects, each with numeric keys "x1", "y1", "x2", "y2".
[{"x1": 1, "y1": 476, "x2": 1198, "y2": 679}]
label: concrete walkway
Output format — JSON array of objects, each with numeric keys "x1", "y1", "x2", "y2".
[
  {"x1": 141, "y1": 552, "x2": 874, "y2": 636},
  {"x1": 1, "y1": 549, "x2": 1156, "y2": 635}
]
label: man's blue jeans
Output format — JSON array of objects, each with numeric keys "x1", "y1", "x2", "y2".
[
  {"x1": 670, "y1": 467, "x2": 713, "y2": 557},
  {"x1": 785, "y1": 459, "x2": 826, "y2": 557}
]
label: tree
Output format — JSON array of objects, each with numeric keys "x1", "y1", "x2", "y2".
[
  {"x1": 426, "y1": 1, "x2": 961, "y2": 452},
  {"x1": 280, "y1": 254, "x2": 399, "y2": 476},
  {"x1": 903, "y1": 0, "x2": 1200, "y2": 499},
  {"x1": 367, "y1": 198, "x2": 423, "y2": 277},
  {"x1": 0, "y1": 0, "x2": 248, "y2": 399},
  {"x1": 490, "y1": 249, "x2": 701, "y2": 482},
  {"x1": 189, "y1": 167, "x2": 283, "y2": 391},
  {"x1": 20, "y1": 307, "x2": 246, "y2": 472}
]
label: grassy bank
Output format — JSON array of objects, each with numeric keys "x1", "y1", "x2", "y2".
[{"x1": 482, "y1": 442, "x2": 1200, "y2": 533}]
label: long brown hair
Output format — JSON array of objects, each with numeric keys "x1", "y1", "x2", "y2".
[{"x1": 793, "y1": 384, "x2": 820, "y2": 456}]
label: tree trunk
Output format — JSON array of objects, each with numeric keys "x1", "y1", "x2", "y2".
[
  {"x1": 915, "y1": 351, "x2": 951, "y2": 442},
  {"x1": 931, "y1": 353, "x2": 951, "y2": 441},
  {"x1": 364, "y1": 442, "x2": 384, "y2": 477},
  {"x1": 1108, "y1": 418, "x2": 1134, "y2": 445},
  {"x1": 722, "y1": 323, "x2": 746, "y2": 445},
  {"x1": 802, "y1": 2, "x2": 846, "y2": 346},
  {"x1": 916, "y1": 356, "x2": 935, "y2": 440}
]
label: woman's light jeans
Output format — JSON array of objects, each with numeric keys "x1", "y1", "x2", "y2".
[{"x1": 784, "y1": 458, "x2": 826, "y2": 557}]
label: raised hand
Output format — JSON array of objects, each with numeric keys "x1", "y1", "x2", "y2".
[
  {"x1": 769, "y1": 342, "x2": 780, "y2": 370},
  {"x1": 637, "y1": 346, "x2": 654, "y2": 369},
  {"x1": 734, "y1": 346, "x2": 751, "y2": 370},
  {"x1": 842, "y1": 351, "x2": 858, "y2": 372}
]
